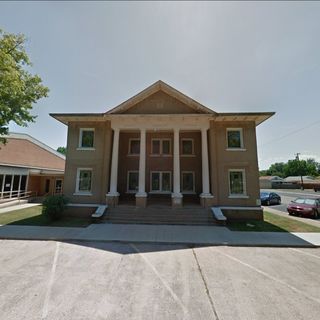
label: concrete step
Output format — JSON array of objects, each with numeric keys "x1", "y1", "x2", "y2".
[{"x1": 105, "y1": 206, "x2": 216, "y2": 225}]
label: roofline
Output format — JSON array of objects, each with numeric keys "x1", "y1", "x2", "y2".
[
  {"x1": 105, "y1": 80, "x2": 217, "y2": 115},
  {"x1": 216, "y1": 112, "x2": 276, "y2": 126},
  {"x1": 0, "y1": 162, "x2": 65, "y2": 172},
  {"x1": 51, "y1": 111, "x2": 275, "y2": 126},
  {"x1": 4, "y1": 132, "x2": 66, "y2": 160},
  {"x1": 50, "y1": 113, "x2": 105, "y2": 125}
]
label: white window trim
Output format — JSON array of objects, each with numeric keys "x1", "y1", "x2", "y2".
[
  {"x1": 226, "y1": 128, "x2": 244, "y2": 150},
  {"x1": 74, "y1": 168, "x2": 93, "y2": 196},
  {"x1": 228, "y1": 169, "x2": 248, "y2": 198},
  {"x1": 150, "y1": 171, "x2": 172, "y2": 193},
  {"x1": 151, "y1": 138, "x2": 172, "y2": 156},
  {"x1": 181, "y1": 138, "x2": 195, "y2": 156},
  {"x1": 78, "y1": 128, "x2": 95, "y2": 150},
  {"x1": 128, "y1": 138, "x2": 140, "y2": 156},
  {"x1": 127, "y1": 170, "x2": 139, "y2": 193},
  {"x1": 181, "y1": 171, "x2": 196, "y2": 194},
  {"x1": 55, "y1": 179, "x2": 63, "y2": 194}
]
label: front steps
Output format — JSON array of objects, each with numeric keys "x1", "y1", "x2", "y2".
[{"x1": 104, "y1": 205, "x2": 217, "y2": 226}]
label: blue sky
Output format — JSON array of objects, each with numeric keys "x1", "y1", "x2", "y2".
[{"x1": 1, "y1": 1, "x2": 320, "y2": 169}]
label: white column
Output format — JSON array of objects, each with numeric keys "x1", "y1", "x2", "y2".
[
  {"x1": 108, "y1": 128, "x2": 120, "y2": 196},
  {"x1": 172, "y1": 128, "x2": 182, "y2": 197},
  {"x1": 136, "y1": 129, "x2": 147, "y2": 197},
  {"x1": 200, "y1": 128, "x2": 212, "y2": 197}
]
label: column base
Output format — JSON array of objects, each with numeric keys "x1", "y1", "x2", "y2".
[
  {"x1": 200, "y1": 193, "x2": 214, "y2": 208},
  {"x1": 106, "y1": 192, "x2": 120, "y2": 208},
  {"x1": 171, "y1": 193, "x2": 183, "y2": 208},
  {"x1": 135, "y1": 192, "x2": 147, "y2": 208}
]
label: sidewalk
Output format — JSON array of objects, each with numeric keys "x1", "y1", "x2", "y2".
[{"x1": 0, "y1": 222, "x2": 319, "y2": 247}]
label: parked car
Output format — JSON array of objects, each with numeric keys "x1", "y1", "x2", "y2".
[
  {"x1": 287, "y1": 198, "x2": 320, "y2": 219},
  {"x1": 260, "y1": 192, "x2": 281, "y2": 205}
]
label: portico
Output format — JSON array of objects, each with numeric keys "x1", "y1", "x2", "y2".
[{"x1": 106, "y1": 115, "x2": 214, "y2": 208}]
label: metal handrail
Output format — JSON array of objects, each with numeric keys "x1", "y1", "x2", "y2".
[{"x1": 0, "y1": 190, "x2": 38, "y2": 201}]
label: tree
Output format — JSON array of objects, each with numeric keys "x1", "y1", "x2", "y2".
[
  {"x1": 57, "y1": 146, "x2": 66, "y2": 155},
  {"x1": 266, "y1": 162, "x2": 286, "y2": 177},
  {"x1": 306, "y1": 158, "x2": 319, "y2": 176},
  {"x1": 260, "y1": 158, "x2": 320, "y2": 178},
  {"x1": 283, "y1": 159, "x2": 308, "y2": 177},
  {"x1": 0, "y1": 29, "x2": 49, "y2": 143}
]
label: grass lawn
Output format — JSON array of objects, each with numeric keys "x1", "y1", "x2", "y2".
[
  {"x1": 0, "y1": 205, "x2": 91, "y2": 228},
  {"x1": 228, "y1": 211, "x2": 320, "y2": 232}
]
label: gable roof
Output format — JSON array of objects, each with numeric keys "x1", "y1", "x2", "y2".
[
  {"x1": 50, "y1": 80, "x2": 275, "y2": 126},
  {"x1": 105, "y1": 80, "x2": 217, "y2": 115},
  {"x1": 0, "y1": 132, "x2": 65, "y2": 171}
]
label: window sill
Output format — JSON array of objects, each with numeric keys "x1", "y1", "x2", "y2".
[
  {"x1": 149, "y1": 154, "x2": 172, "y2": 157},
  {"x1": 228, "y1": 195, "x2": 249, "y2": 199},
  {"x1": 73, "y1": 192, "x2": 93, "y2": 196},
  {"x1": 127, "y1": 154, "x2": 139, "y2": 157},
  {"x1": 226, "y1": 148, "x2": 246, "y2": 152},
  {"x1": 126, "y1": 191, "x2": 138, "y2": 194},
  {"x1": 77, "y1": 147, "x2": 95, "y2": 151}
]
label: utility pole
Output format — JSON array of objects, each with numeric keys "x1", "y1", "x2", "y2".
[{"x1": 295, "y1": 153, "x2": 304, "y2": 190}]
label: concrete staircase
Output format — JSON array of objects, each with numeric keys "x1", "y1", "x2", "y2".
[{"x1": 104, "y1": 205, "x2": 217, "y2": 226}]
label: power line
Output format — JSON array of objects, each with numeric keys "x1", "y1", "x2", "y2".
[{"x1": 258, "y1": 119, "x2": 320, "y2": 148}]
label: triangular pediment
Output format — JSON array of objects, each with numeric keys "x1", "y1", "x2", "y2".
[{"x1": 105, "y1": 80, "x2": 217, "y2": 115}]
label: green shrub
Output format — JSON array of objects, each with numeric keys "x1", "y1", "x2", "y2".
[{"x1": 42, "y1": 195, "x2": 69, "y2": 220}]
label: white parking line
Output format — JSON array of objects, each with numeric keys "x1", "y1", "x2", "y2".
[
  {"x1": 211, "y1": 247, "x2": 320, "y2": 305},
  {"x1": 130, "y1": 244, "x2": 189, "y2": 318},
  {"x1": 42, "y1": 242, "x2": 60, "y2": 319},
  {"x1": 289, "y1": 248, "x2": 320, "y2": 260}
]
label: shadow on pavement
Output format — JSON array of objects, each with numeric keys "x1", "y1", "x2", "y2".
[{"x1": 61, "y1": 240, "x2": 208, "y2": 255}]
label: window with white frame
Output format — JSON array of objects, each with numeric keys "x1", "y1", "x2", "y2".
[
  {"x1": 226, "y1": 128, "x2": 244, "y2": 149},
  {"x1": 79, "y1": 128, "x2": 94, "y2": 149},
  {"x1": 76, "y1": 169, "x2": 92, "y2": 194},
  {"x1": 150, "y1": 171, "x2": 171, "y2": 192},
  {"x1": 151, "y1": 139, "x2": 171, "y2": 155},
  {"x1": 229, "y1": 169, "x2": 246, "y2": 196},
  {"x1": 129, "y1": 139, "x2": 140, "y2": 155},
  {"x1": 127, "y1": 171, "x2": 139, "y2": 192},
  {"x1": 182, "y1": 172, "x2": 195, "y2": 193},
  {"x1": 55, "y1": 179, "x2": 63, "y2": 194},
  {"x1": 181, "y1": 139, "x2": 194, "y2": 155}
]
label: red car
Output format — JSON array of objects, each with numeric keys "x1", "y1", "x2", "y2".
[{"x1": 287, "y1": 198, "x2": 320, "y2": 219}]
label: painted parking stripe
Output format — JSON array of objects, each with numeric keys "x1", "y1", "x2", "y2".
[
  {"x1": 42, "y1": 242, "x2": 60, "y2": 319},
  {"x1": 211, "y1": 247, "x2": 320, "y2": 306},
  {"x1": 289, "y1": 248, "x2": 320, "y2": 260},
  {"x1": 130, "y1": 244, "x2": 190, "y2": 318}
]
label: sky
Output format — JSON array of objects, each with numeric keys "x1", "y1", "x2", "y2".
[{"x1": 1, "y1": 1, "x2": 320, "y2": 170}]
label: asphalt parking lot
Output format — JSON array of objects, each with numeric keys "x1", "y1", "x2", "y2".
[{"x1": 1, "y1": 240, "x2": 320, "y2": 320}]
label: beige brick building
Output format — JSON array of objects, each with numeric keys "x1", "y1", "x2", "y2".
[{"x1": 51, "y1": 81, "x2": 274, "y2": 219}]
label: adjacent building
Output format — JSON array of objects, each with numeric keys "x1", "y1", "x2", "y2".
[
  {"x1": 51, "y1": 81, "x2": 274, "y2": 219},
  {"x1": 0, "y1": 133, "x2": 65, "y2": 199}
]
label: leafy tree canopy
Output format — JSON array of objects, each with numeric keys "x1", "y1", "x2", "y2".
[
  {"x1": 261, "y1": 158, "x2": 320, "y2": 178},
  {"x1": 57, "y1": 146, "x2": 66, "y2": 155},
  {"x1": 0, "y1": 29, "x2": 49, "y2": 143}
]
